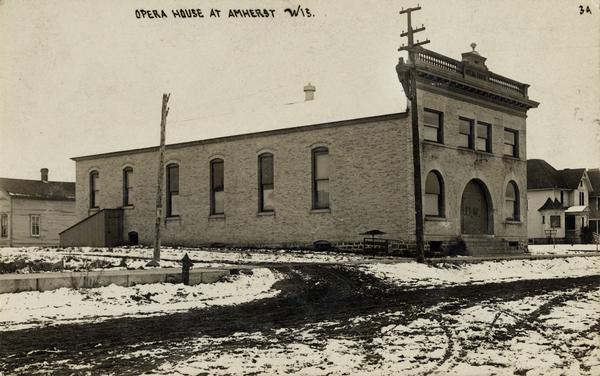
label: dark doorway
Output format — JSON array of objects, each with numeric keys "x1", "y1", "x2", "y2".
[
  {"x1": 461, "y1": 180, "x2": 491, "y2": 234},
  {"x1": 565, "y1": 216, "x2": 575, "y2": 230},
  {"x1": 128, "y1": 231, "x2": 139, "y2": 246}
]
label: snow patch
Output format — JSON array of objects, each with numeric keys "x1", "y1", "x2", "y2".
[{"x1": 0, "y1": 268, "x2": 282, "y2": 331}]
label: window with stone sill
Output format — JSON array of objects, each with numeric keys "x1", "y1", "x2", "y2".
[
  {"x1": 476, "y1": 122, "x2": 491, "y2": 152},
  {"x1": 424, "y1": 171, "x2": 444, "y2": 217},
  {"x1": 505, "y1": 181, "x2": 520, "y2": 221},
  {"x1": 210, "y1": 159, "x2": 224, "y2": 215},
  {"x1": 166, "y1": 163, "x2": 180, "y2": 217},
  {"x1": 423, "y1": 109, "x2": 443, "y2": 143},
  {"x1": 312, "y1": 147, "x2": 330, "y2": 210},
  {"x1": 123, "y1": 167, "x2": 133, "y2": 207},
  {"x1": 258, "y1": 153, "x2": 274, "y2": 213},
  {"x1": 458, "y1": 117, "x2": 474, "y2": 149},
  {"x1": 503, "y1": 129, "x2": 518, "y2": 157},
  {"x1": 89, "y1": 171, "x2": 100, "y2": 208}
]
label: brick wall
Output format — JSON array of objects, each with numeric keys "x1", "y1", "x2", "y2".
[
  {"x1": 73, "y1": 88, "x2": 531, "y2": 251},
  {"x1": 418, "y1": 88, "x2": 529, "y2": 244},
  {"x1": 74, "y1": 115, "x2": 416, "y2": 247}
]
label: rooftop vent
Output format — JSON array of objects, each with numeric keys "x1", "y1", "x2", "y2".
[{"x1": 41, "y1": 168, "x2": 49, "y2": 183}]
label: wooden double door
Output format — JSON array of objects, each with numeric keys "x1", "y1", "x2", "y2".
[{"x1": 461, "y1": 180, "x2": 491, "y2": 235}]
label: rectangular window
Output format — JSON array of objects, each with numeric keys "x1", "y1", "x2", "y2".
[
  {"x1": 550, "y1": 215, "x2": 561, "y2": 228},
  {"x1": 423, "y1": 109, "x2": 443, "y2": 143},
  {"x1": 458, "y1": 117, "x2": 474, "y2": 149},
  {"x1": 123, "y1": 168, "x2": 133, "y2": 206},
  {"x1": 0, "y1": 214, "x2": 7, "y2": 238},
  {"x1": 503, "y1": 129, "x2": 518, "y2": 157},
  {"x1": 476, "y1": 122, "x2": 491, "y2": 152},
  {"x1": 30, "y1": 215, "x2": 40, "y2": 237},
  {"x1": 211, "y1": 160, "x2": 224, "y2": 215},
  {"x1": 542, "y1": 215, "x2": 545, "y2": 225},
  {"x1": 579, "y1": 192, "x2": 584, "y2": 206},
  {"x1": 259, "y1": 154, "x2": 274, "y2": 212},
  {"x1": 560, "y1": 191, "x2": 564, "y2": 204},
  {"x1": 166, "y1": 164, "x2": 179, "y2": 217},
  {"x1": 312, "y1": 148, "x2": 330, "y2": 209}
]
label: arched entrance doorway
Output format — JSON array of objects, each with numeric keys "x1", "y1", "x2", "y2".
[{"x1": 461, "y1": 179, "x2": 492, "y2": 234}]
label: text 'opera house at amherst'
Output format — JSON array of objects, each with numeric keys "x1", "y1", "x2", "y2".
[{"x1": 60, "y1": 45, "x2": 538, "y2": 256}]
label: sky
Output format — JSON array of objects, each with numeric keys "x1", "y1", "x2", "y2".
[{"x1": 1, "y1": 0, "x2": 599, "y2": 182}]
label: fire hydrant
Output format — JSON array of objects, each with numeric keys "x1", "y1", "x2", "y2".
[{"x1": 181, "y1": 253, "x2": 193, "y2": 285}]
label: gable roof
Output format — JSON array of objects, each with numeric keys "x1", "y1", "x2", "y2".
[
  {"x1": 527, "y1": 159, "x2": 586, "y2": 190},
  {"x1": 0, "y1": 178, "x2": 75, "y2": 201},
  {"x1": 559, "y1": 168, "x2": 586, "y2": 190},
  {"x1": 538, "y1": 198, "x2": 564, "y2": 211},
  {"x1": 527, "y1": 159, "x2": 563, "y2": 189},
  {"x1": 588, "y1": 169, "x2": 600, "y2": 197}
]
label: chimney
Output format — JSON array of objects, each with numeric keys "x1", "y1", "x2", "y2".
[
  {"x1": 304, "y1": 82, "x2": 315, "y2": 101},
  {"x1": 41, "y1": 168, "x2": 49, "y2": 183}
]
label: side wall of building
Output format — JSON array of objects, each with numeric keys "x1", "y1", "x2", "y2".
[
  {"x1": 0, "y1": 190, "x2": 11, "y2": 246},
  {"x1": 418, "y1": 88, "x2": 528, "y2": 244},
  {"x1": 74, "y1": 117, "x2": 416, "y2": 247},
  {"x1": 10, "y1": 198, "x2": 77, "y2": 246}
]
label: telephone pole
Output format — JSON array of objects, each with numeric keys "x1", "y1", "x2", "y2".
[
  {"x1": 398, "y1": 6, "x2": 429, "y2": 263},
  {"x1": 149, "y1": 93, "x2": 170, "y2": 267}
]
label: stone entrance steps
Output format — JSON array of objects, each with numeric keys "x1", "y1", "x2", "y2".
[{"x1": 461, "y1": 235, "x2": 522, "y2": 256}]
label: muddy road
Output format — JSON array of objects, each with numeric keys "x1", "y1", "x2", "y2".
[{"x1": 1, "y1": 264, "x2": 599, "y2": 374}]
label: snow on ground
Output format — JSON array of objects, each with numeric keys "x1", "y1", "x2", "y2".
[
  {"x1": 363, "y1": 256, "x2": 600, "y2": 288},
  {"x1": 95, "y1": 287, "x2": 598, "y2": 375},
  {"x1": 0, "y1": 246, "x2": 377, "y2": 271},
  {"x1": 0, "y1": 247, "x2": 180, "y2": 273},
  {"x1": 0, "y1": 268, "x2": 281, "y2": 331},
  {"x1": 3, "y1": 246, "x2": 600, "y2": 275},
  {"x1": 528, "y1": 244, "x2": 600, "y2": 255},
  {"x1": 67, "y1": 246, "x2": 373, "y2": 264}
]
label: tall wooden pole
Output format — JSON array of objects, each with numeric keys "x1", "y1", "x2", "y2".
[
  {"x1": 150, "y1": 93, "x2": 170, "y2": 266},
  {"x1": 399, "y1": 6, "x2": 429, "y2": 263}
]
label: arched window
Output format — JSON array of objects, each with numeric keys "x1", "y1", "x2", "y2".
[
  {"x1": 505, "y1": 181, "x2": 519, "y2": 221},
  {"x1": 122, "y1": 167, "x2": 133, "y2": 206},
  {"x1": 424, "y1": 171, "x2": 444, "y2": 217},
  {"x1": 89, "y1": 171, "x2": 99, "y2": 208},
  {"x1": 210, "y1": 159, "x2": 224, "y2": 215},
  {"x1": 312, "y1": 147, "x2": 330, "y2": 209},
  {"x1": 258, "y1": 153, "x2": 274, "y2": 212},
  {"x1": 166, "y1": 164, "x2": 179, "y2": 217}
]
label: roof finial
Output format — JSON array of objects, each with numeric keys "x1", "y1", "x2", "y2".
[{"x1": 470, "y1": 42, "x2": 477, "y2": 52}]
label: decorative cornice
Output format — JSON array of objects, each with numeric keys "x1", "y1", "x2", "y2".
[{"x1": 397, "y1": 47, "x2": 539, "y2": 113}]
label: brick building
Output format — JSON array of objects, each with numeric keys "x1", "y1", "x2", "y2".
[
  {"x1": 0, "y1": 169, "x2": 76, "y2": 247},
  {"x1": 62, "y1": 46, "x2": 538, "y2": 255}
]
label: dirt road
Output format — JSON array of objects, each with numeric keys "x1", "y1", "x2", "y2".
[{"x1": 1, "y1": 265, "x2": 598, "y2": 375}]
